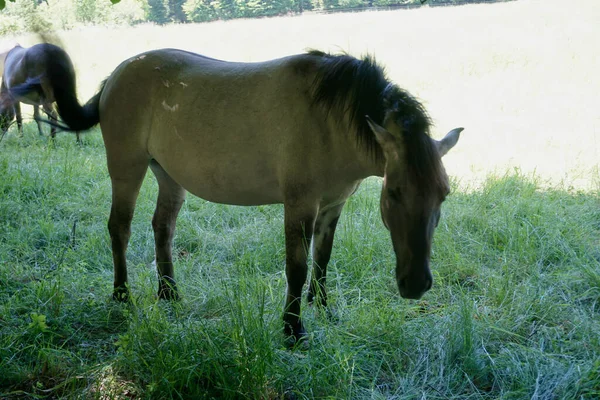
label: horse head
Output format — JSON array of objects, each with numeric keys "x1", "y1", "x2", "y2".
[{"x1": 368, "y1": 113, "x2": 462, "y2": 299}]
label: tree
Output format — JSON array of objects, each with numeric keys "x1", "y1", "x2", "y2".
[
  {"x1": 76, "y1": 0, "x2": 98, "y2": 23},
  {"x1": 0, "y1": 0, "x2": 15, "y2": 10},
  {"x1": 167, "y1": 0, "x2": 186, "y2": 22},
  {"x1": 148, "y1": 0, "x2": 168, "y2": 24}
]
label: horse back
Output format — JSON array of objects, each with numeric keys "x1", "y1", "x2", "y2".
[{"x1": 98, "y1": 49, "x2": 360, "y2": 206}]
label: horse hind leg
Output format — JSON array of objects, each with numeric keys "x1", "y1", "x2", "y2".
[
  {"x1": 42, "y1": 103, "x2": 59, "y2": 139},
  {"x1": 149, "y1": 160, "x2": 186, "y2": 300},
  {"x1": 108, "y1": 159, "x2": 149, "y2": 301},
  {"x1": 307, "y1": 202, "x2": 345, "y2": 310}
]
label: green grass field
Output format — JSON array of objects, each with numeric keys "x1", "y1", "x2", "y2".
[{"x1": 1, "y1": 0, "x2": 599, "y2": 398}]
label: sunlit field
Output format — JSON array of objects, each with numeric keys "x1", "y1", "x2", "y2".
[
  {"x1": 9, "y1": 0, "x2": 599, "y2": 190},
  {"x1": 1, "y1": 0, "x2": 599, "y2": 399}
]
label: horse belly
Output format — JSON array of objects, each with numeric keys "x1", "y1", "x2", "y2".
[
  {"x1": 150, "y1": 141, "x2": 284, "y2": 206},
  {"x1": 180, "y1": 168, "x2": 282, "y2": 206},
  {"x1": 11, "y1": 91, "x2": 43, "y2": 105}
]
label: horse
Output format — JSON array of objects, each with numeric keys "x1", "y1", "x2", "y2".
[
  {"x1": 0, "y1": 43, "x2": 80, "y2": 142},
  {"x1": 24, "y1": 48, "x2": 462, "y2": 344}
]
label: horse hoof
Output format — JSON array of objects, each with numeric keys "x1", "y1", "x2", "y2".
[
  {"x1": 284, "y1": 322, "x2": 309, "y2": 350},
  {"x1": 157, "y1": 277, "x2": 179, "y2": 300},
  {"x1": 157, "y1": 290, "x2": 179, "y2": 301},
  {"x1": 112, "y1": 288, "x2": 130, "y2": 302}
]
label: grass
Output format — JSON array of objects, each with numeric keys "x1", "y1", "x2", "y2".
[
  {"x1": 0, "y1": 128, "x2": 598, "y2": 399},
  {"x1": 1, "y1": 0, "x2": 599, "y2": 398}
]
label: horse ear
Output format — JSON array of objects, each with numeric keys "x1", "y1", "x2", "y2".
[
  {"x1": 366, "y1": 115, "x2": 395, "y2": 148},
  {"x1": 437, "y1": 127, "x2": 463, "y2": 157}
]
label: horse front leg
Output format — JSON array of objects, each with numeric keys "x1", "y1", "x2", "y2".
[
  {"x1": 283, "y1": 202, "x2": 317, "y2": 346},
  {"x1": 15, "y1": 102, "x2": 23, "y2": 137},
  {"x1": 149, "y1": 160, "x2": 186, "y2": 300},
  {"x1": 307, "y1": 202, "x2": 345, "y2": 309}
]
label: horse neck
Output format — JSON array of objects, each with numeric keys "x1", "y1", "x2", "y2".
[
  {"x1": 335, "y1": 120, "x2": 386, "y2": 180},
  {"x1": 318, "y1": 109, "x2": 385, "y2": 180},
  {"x1": 346, "y1": 142, "x2": 384, "y2": 179}
]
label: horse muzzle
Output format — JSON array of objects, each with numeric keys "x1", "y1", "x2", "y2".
[{"x1": 397, "y1": 265, "x2": 433, "y2": 300}]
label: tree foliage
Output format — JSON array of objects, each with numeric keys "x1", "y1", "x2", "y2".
[
  {"x1": 0, "y1": 0, "x2": 144, "y2": 35},
  {"x1": 148, "y1": 0, "x2": 168, "y2": 24},
  {"x1": 0, "y1": 0, "x2": 506, "y2": 33},
  {"x1": 167, "y1": 0, "x2": 186, "y2": 22}
]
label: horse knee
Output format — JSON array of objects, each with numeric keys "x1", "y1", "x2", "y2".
[
  {"x1": 286, "y1": 263, "x2": 308, "y2": 290},
  {"x1": 107, "y1": 214, "x2": 131, "y2": 244},
  {"x1": 152, "y1": 216, "x2": 175, "y2": 243}
]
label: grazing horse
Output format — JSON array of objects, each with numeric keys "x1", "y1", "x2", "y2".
[
  {"x1": 28, "y1": 48, "x2": 462, "y2": 344},
  {"x1": 0, "y1": 43, "x2": 79, "y2": 141}
]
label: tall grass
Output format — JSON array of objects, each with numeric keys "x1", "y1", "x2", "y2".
[{"x1": 0, "y1": 125, "x2": 598, "y2": 399}]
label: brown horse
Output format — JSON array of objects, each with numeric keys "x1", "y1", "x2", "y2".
[
  {"x1": 25, "y1": 48, "x2": 461, "y2": 344},
  {"x1": 0, "y1": 43, "x2": 79, "y2": 141}
]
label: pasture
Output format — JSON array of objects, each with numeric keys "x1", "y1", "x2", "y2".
[{"x1": 1, "y1": 0, "x2": 599, "y2": 398}]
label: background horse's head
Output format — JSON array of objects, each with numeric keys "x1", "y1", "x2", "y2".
[
  {"x1": 0, "y1": 93, "x2": 15, "y2": 133},
  {"x1": 367, "y1": 104, "x2": 461, "y2": 300}
]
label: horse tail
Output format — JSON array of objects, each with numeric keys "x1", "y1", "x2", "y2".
[{"x1": 46, "y1": 59, "x2": 102, "y2": 132}]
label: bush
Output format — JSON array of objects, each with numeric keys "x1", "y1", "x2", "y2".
[
  {"x1": 108, "y1": 0, "x2": 146, "y2": 25},
  {"x1": 147, "y1": 0, "x2": 169, "y2": 24},
  {"x1": 338, "y1": 0, "x2": 365, "y2": 8},
  {"x1": 167, "y1": 0, "x2": 187, "y2": 22},
  {"x1": 183, "y1": 0, "x2": 220, "y2": 22},
  {"x1": 0, "y1": 16, "x2": 20, "y2": 36},
  {"x1": 0, "y1": 0, "x2": 145, "y2": 35},
  {"x1": 0, "y1": 0, "x2": 507, "y2": 35}
]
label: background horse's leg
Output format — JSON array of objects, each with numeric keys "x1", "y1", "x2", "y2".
[
  {"x1": 283, "y1": 202, "x2": 318, "y2": 345},
  {"x1": 15, "y1": 102, "x2": 23, "y2": 137},
  {"x1": 33, "y1": 105, "x2": 45, "y2": 136},
  {"x1": 307, "y1": 202, "x2": 346, "y2": 309},
  {"x1": 149, "y1": 160, "x2": 186, "y2": 300},
  {"x1": 42, "y1": 103, "x2": 58, "y2": 139},
  {"x1": 108, "y1": 161, "x2": 148, "y2": 301}
]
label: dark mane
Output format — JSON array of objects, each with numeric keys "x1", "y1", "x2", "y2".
[
  {"x1": 308, "y1": 50, "x2": 388, "y2": 159},
  {"x1": 308, "y1": 50, "x2": 445, "y2": 196},
  {"x1": 384, "y1": 85, "x2": 447, "y2": 197}
]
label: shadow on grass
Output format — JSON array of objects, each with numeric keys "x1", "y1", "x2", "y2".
[{"x1": 1, "y1": 164, "x2": 599, "y2": 398}]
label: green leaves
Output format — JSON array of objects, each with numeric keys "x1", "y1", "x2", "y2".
[
  {"x1": 0, "y1": 0, "x2": 120, "y2": 10},
  {"x1": 28, "y1": 313, "x2": 50, "y2": 333},
  {"x1": 0, "y1": 0, "x2": 15, "y2": 11}
]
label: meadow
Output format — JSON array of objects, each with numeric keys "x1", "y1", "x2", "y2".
[{"x1": 1, "y1": 0, "x2": 599, "y2": 398}]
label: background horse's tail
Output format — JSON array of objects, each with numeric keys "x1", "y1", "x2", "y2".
[
  {"x1": 49, "y1": 60, "x2": 103, "y2": 132},
  {"x1": 11, "y1": 44, "x2": 102, "y2": 132}
]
